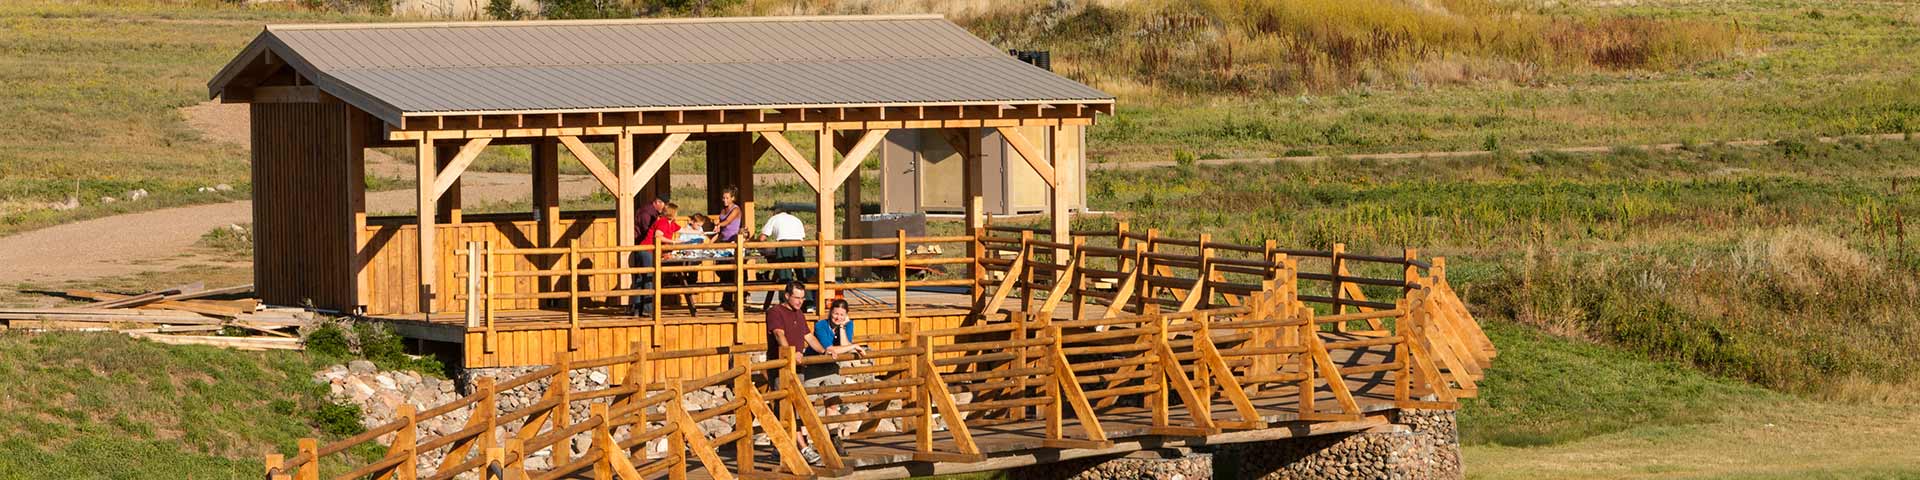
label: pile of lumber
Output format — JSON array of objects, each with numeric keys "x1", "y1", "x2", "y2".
[{"x1": 0, "y1": 283, "x2": 313, "y2": 351}]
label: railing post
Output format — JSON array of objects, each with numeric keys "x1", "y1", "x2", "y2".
[
  {"x1": 591, "y1": 404, "x2": 613, "y2": 480},
  {"x1": 897, "y1": 229, "x2": 909, "y2": 321},
  {"x1": 466, "y1": 241, "x2": 480, "y2": 328},
  {"x1": 1393, "y1": 298, "x2": 1413, "y2": 405},
  {"x1": 1148, "y1": 305, "x2": 1168, "y2": 427},
  {"x1": 619, "y1": 340, "x2": 648, "y2": 412},
  {"x1": 264, "y1": 453, "x2": 285, "y2": 480},
  {"x1": 1330, "y1": 242, "x2": 1347, "y2": 321},
  {"x1": 816, "y1": 236, "x2": 830, "y2": 306},
  {"x1": 296, "y1": 438, "x2": 318, "y2": 480},
  {"x1": 1297, "y1": 309, "x2": 1316, "y2": 417},
  {"x1": 484, "y1": 242, "x2": 496, "y2": 353},
  {"x1": 394, "y1": 404, "x2": 418, "y2": 480},
  {"x1": 735, "y1": 235, "x2": 747, "y2": 343},
  {"x1": 477, "y1": 376, "x2": 498, "y2": 455},
  {"x1": 1020, "y1": 230, "x2": 1035, "y2": 314},
  {"x1": 1132, "y1": 242, "x2": 1150, "y2": 315},
  {"x1": 483, "y1": 446, "x2": 504, "y2": 480},
  {"x1": 567, "y1": 244, "x2": 579, "y2": 337},
  {"x1": 1070, "y1": 237, "x2": 1086, "y2": 322},
  {"x1": 1115, "y1": 221, "x2": 1131, "y2": 251},
  {"x1": 970, "y1": 226, "x2": 986, "y2": 306},
  {"x1": 1402, "y1": 248, "x2": 1420, "y2": 301},
  {"x1": 734, "y1": 354, "x2": 757, "y2": 475},
  {"x1": 1044, "y1": 325, "x2": 1063, "y2": 441},
  {"x1": 555, "y1": 351, "x2": 574, "y2": 440},
  {"x1": 504, "y1": 438, "x2": 524, "y2": 477},
  {"x1": 653, "y1": 244, "x2": 665, "y2": 323},
  {"x1": 1195, "y1": 309, "x2": 1213, "y2": 406},
  {"x1": 912, "y1": 331, "x2": 932, "y2": 454}
]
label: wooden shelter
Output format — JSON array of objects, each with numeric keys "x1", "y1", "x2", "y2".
[{"x1": 208, "y1": 15, "x2": 1112, "y2": 329}]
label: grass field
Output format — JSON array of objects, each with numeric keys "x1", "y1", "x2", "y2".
[
  {"x1": 3, "y1": 0, "x2": 1916, "y2": 234},
  {"x1": 4, "y1": 0, "x2": 1919, "y2": 477}
]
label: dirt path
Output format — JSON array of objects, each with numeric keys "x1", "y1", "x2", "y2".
[{"x1": 2, "y1": 103, "x2": 705, "y2": 287}]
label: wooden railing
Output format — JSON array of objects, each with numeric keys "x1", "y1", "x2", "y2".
[
  {"x1": 455, "y1": 233, "x2": 977, "y2": 349},
  {"x1": 274, "y1": 226, "x2": 1495, "y2": 479}
]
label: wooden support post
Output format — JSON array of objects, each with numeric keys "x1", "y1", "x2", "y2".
[
  {"x1": 1049, "y1": 125, "x2": 1073, "y2": 261},
  {"x1": 960, "y1": 128, "x2": 985, "y2": 231},
  {"x1": 416, "y1": 139, "x2": 438, "y2": 316},
  {"x1": 435, "y1": 144, "x2": 462, "y2": 224},
  {"x1": 616, "y1": 134, "x2": 637, "y2": 307},
  {"x1": 533, "y1": 138, "x2": 562, "y2": 303},
  {"x1": 816, "y1": 129, "x2": 837, "y2": 301}
]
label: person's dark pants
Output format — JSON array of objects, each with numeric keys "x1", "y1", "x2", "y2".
[
  {"x1": 630, "y1": 251, "x2": 655, "y2": 315},
  {"x1": 765, "y1": 246, "x2": 816, "y2": 309}
]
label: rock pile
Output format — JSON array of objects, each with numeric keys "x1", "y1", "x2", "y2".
[
  {"x1": 314, "y1": 360, "x2": 468, "y2": 474},
  {"x1": 1214, "y1": 409, "x2": 1462, "y2": 480},
  {"x1": 1014, "y1": 449, "x2": 1212, "y2": 480}
]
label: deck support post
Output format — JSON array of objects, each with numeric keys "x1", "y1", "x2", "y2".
[
  {"x1": 415, "y1": 139, "x2": 438, "y2": 316},
  {"x1": 532, "y1": 138, "x2": 561, "y2": 302},
  {"x1": 1050, "y1": 125, "x2": 1074, "y2": 261},
  {"x1": 615, "y1": 133, "x2": 636, "y2": 308},
  {"x1": 816, "y1": 129, "x2": 837, "y2": 301}
]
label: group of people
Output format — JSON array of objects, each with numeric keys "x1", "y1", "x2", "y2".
[
  {"x1": 628, "y1": 188, "x2": 745, "y2": 316},
  {"x1": 628, "y1": 187, "x2": 819, "y2": 317},
  {"x1": 625, "y1": 188, "x2": 864, "y2": 463}
]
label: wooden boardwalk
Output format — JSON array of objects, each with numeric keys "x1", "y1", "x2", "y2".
[{"x1": 268, "y1": 228, "x2": 1496, "y2": 480}]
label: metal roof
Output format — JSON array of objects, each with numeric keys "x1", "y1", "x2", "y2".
[{"x1": 210, "y1": 15, "x2": 1113, "y2": 124}]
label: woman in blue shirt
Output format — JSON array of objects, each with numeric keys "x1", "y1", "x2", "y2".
[{"x1": 810, "y1": 299, "x2": 866, "y2": 358}]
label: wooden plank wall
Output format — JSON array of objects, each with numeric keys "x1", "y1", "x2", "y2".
[
  {"x1": 360, "y1": 211, "x2": 620, "y2": 315},
  {"x1": 460, "y1": 314, "x2": 970, "y2": 379},
  {"x1": 251, "y1": 102, "x2": 358, "y2": 311}
]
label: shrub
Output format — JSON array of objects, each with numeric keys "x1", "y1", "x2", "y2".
[{"x1": 309, "y1": 402, "x2": 365, "y2": 437}]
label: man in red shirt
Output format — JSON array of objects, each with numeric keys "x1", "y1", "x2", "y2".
[{"x1": 764, "y1": 280, "x2": 829, "y2": 463}]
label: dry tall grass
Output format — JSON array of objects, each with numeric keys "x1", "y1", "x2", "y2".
[{"x1": 740, "y1": 0, "x2": 1743, "y2": 95}]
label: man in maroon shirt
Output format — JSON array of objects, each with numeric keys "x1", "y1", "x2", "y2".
[
  {"x1": 629, "y1": 194, "x2": 668, "y2": 316},
  {"x1": 764, "y1": 280, "x2": 828, "y2": 463},
  {"x1": 766, "y1": 281, "x2": 827, "y2": 364}
]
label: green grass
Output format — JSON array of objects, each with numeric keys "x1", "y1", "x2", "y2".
[
  {"x1": 0, "y1": 332, "x2": 349, "y2": 478},
  {"x1": 5, "y1": 0, "x2": 1915, "y2": 235},
  {"x1": 1457, "y1": 321, "x2": 1778, "y2": 446},
  {"x1": 1085, "y1": 138, "x2": 1920, "y2": 398}
]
